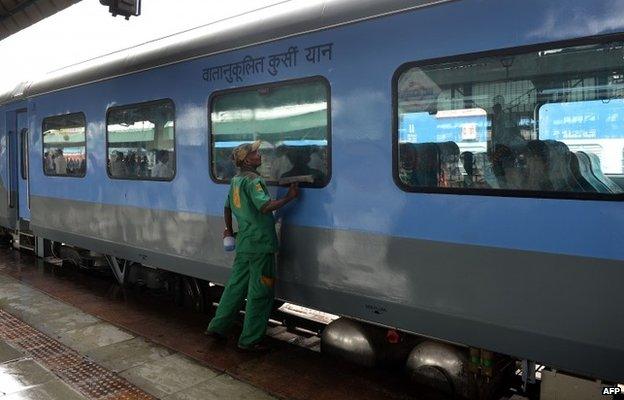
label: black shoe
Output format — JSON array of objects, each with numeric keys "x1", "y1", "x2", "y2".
[
  {"x1": 204, "y1": 329, "x2": 227, "y2": 342},
  {"x1": 237, "y1": 342, "x2": 271, "y2": 353}
]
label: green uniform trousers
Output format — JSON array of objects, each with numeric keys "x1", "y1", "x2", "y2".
[{"x1": 207, "y1": 252, "x2": 275, "y2": 348}]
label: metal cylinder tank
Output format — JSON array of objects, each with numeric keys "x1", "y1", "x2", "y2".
[
  {"x1": 320, "y1": 318, "x2": 377, "y2": 367},
  {"x1": 406, "y1": 340, "x2": 471, "y2": 397}
]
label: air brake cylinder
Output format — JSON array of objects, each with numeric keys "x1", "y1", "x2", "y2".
[
  {"x1": 321, "y1": 318, "x2": 377, "y2": 367},
  {"x1": 320, "y1": 318, "x2": 415, "y2": 367},
  {"x1": 406, "y1": 341, "x2": 471, "y2": 398}
]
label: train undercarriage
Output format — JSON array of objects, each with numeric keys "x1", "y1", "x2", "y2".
[{"x1": 2, "y1": 226, "x2": 620, "y2": 400}]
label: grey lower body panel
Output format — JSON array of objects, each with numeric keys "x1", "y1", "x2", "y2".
[
  {"x1": 32, "y1": 225, "x2": 233, "y2": 285},
  {"x1": 278, "y1": 281, "x2": 621, "y2": 382},
  {"x1": 0, "y1": 185, "x2": 15, "y2": 229},
  {"x1": 17, "y1": 219, "x2": 29, "y2": 232},
  {"x1": 30, "y1": 195, "x2": 235, "y2": 283},
  {"x1": 0, "y1": 216, "x2": 13, "y2": 230},
  {"x1": 30, "y1": 195, "x2": 624, "y2": 382}
]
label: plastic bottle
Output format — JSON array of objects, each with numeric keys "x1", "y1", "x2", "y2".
[{"x1": 223, "y1": 235, "x2": 236, "y2": 252}]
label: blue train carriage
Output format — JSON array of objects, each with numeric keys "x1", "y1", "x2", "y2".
[{"x1": 0, "y1": 0, "x2": 623, "y2": 396}]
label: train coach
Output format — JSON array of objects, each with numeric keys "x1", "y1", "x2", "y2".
[{"x1": 1, "y1": 0, "x2": 623, "y2": 396}]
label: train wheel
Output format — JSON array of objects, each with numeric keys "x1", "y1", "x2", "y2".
[{"x1": 59, "y1": 245, "x2": 82, "y2": 269}]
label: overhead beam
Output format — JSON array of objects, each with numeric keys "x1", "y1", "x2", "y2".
[{"x1": 0, "y1": 0, "x2": 80, "y2": 41}]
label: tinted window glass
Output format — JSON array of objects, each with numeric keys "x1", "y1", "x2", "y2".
[
  {"x1": 211, "y1": 79, "x2": 330, "y2": 187},
  {"x1": 107, "y1": 99, "x2": 175, "y2": 180},
  {"x1": 20, "y1": 128, "x2": 28, "y2": 180},
  {"x1": 42, "y1": 113, "x2": 86, "y2": 177},
  {"x1": 396, "y1": 42, "x2": 624, "y2": 197}
]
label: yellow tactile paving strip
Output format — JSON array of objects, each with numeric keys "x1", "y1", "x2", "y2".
[{"x1": 0, "y1": 309, "x2": 157, "y2": 400}]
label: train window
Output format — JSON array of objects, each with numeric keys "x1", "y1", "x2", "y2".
[
  {"x1": 42, "y1": 113, "x2": 86, "y2": 177},
  {"x1": 106, "y1": 99, "x2": 175, "y2": 181},
  {"x1": 395, "y1": 41, "x2": 624, "y2": 199},
  {"x1": 20, "y1": 128, "x2": 28, "y2": 180},
  {"x1": 210, "y1": 78, "x2": 330, "y2": 187}
]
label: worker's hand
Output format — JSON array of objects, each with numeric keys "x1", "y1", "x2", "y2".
[
  {"x1": 223, "y1": 228, "x2": 233, "y2": 238},
  {"x1": 286, "y1": 183, "x2": 299, "y2": 199}
]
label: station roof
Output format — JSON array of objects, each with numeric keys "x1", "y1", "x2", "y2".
[
  {"x1": 0, "y1": 0, "x2": 80, "y2": 41},
  {"x1": 0, "y1": 0, "x2": 454, "y2": 106}
]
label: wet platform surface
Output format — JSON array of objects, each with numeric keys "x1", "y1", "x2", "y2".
[
  {"x1": 0, "y1": 309, "x2": 155, "y2": 399},
  {"x1": 0, "y1": 247, "x2": 445, "y2": 400},
  {"x1": 0, "y1": 335, "x2": 87, "y2": 400}
]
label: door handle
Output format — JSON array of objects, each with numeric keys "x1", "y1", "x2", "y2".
[{"x1": 7, "y1": 131, "x2": 13, "y2": 208}]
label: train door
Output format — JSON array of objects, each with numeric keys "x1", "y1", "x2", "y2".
[
  {"x1": 15, "y1": 110, "x2": 30, "y2": 224},
  {"x1": 0, "y1": 111, "x2": 17, "y2": 229}
]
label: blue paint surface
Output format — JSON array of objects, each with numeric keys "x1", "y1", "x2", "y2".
[{"x1": 2, "y1": 0, "x2": 623, "y2": 260}]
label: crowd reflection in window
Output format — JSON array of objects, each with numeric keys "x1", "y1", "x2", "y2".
[
  {"x1": 107, "y1": 100, "x2": 175, "y2": 180},
  {"x1": 211, "y1": 80, "x2": 329, "y2": 186},
  {"x1": 42, "y1": 113, "x2": 86, "y2": 177},
  {"x1": 397, "y1": 42, "x2": 624, "y2": 196}
]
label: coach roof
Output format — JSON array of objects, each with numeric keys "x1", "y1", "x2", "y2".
[{"x1": 0, "y1": 0, "x2": 454, "y2": 106}]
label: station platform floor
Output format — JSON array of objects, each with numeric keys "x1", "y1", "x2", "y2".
[
  {"x1": 0, "y1": 247, "x2": 437, "y2": 400},
  {"x1": 0, "y1": 266, "x2": 276, "y2": 400}
]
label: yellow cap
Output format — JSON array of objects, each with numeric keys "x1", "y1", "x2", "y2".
[{"x1": 232, "y1": 140, "x2": 261, "y2": 165}]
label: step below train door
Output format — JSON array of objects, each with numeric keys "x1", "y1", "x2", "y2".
[{"x1": 16, "y1": 109, "x2": 30, "y2": 228}]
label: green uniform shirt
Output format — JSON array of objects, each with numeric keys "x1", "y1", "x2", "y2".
[{"x1": 225, "y1": 170, "x2": 278, "y2": 254}]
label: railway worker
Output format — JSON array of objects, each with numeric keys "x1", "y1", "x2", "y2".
[{"x1": 205, "y1": 140, "x2": 299, "y2": 352}]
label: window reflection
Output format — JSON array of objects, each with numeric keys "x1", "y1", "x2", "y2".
[
  {"x1": 211, "y1": 80, "x2": 330, "y2": 187},
  {"x1": 42, "y1": 113, "x2": 86, "y2": 177},
  {"x1": 107, "y1": 100, "x2": 175, "y2": 180},
  {"x1": 397, "y1": 42, "x2": 624, "y2": 196}
]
